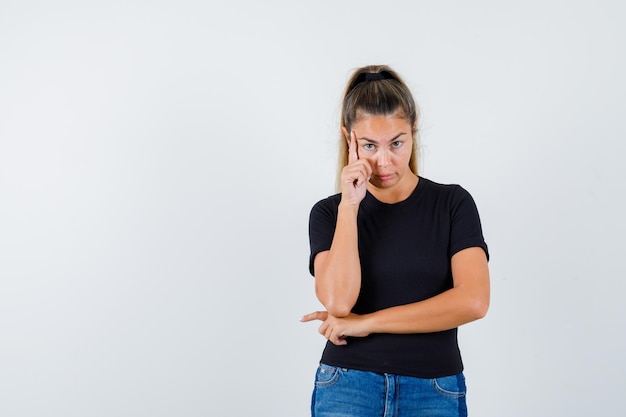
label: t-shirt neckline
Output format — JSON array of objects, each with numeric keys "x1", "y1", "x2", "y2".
[{"x1": 363, "y1": 176, "x2": 427, "y2": 209}]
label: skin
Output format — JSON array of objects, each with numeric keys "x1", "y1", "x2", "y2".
[{"x1": 301, "y1": 112, "x2": 490, "y2": 346}]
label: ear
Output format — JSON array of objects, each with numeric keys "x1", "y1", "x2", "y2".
[
  {"x1": 341, "y1": 126, "x2": 350, "y2": 144},
  {"x1": 413, "y1": 119, "x2": 418, "y2": 132}
]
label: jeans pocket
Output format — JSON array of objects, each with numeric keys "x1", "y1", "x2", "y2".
[
  {"x1": 432, "y1": 373, "x2": 467, "y2": 398},
  {"x1": 314, "y1": 363, "x2": 342, "y2": 388}
]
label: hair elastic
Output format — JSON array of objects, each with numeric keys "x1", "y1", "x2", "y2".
[{"x1": 349, "y1": 70, "x2": 395, "y2": 91}]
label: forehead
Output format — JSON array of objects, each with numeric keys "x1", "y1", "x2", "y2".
[
  {"x1": 353, "y1": 112, "x2": 413, "y2": 133},
  {"x1": 355, "y1": 108, "x2": 408, "y2": 123}
]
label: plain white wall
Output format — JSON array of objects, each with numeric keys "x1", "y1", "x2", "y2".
[{"x1": 1, "y1": 1, "x2": 624, "y2": 416}]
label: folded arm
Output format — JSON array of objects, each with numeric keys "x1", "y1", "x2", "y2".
[{"x1": 303, "y1": 246, "x2": 490, "y2": 345}]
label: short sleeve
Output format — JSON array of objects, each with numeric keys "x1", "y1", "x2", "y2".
[
  {"x1": 449, "y1": 186, "x2": 489, "y2": 260},
  {"x1": 308, "y1": 196, "x2": 340, "y2": 276}
]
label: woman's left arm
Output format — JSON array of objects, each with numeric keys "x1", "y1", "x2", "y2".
[{"x1": 301, "y1": 247, "x2": 489, "y2": 345}]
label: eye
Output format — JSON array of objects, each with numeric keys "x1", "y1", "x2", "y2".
[
  {"x1": 363, "y1": 143, "x2": 375, "y2": 151},
  {"x1": 391, "y1": 141, "x2": 403, "y2": 148}
]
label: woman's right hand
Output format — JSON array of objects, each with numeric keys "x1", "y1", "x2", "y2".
[{"x1": 340, "y1": 131, "x2": 372, "y2": 207}]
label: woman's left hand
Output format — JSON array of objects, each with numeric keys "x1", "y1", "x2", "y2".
[{"x1": 300, "y1": 311, "x2": 371, "y2": 346}]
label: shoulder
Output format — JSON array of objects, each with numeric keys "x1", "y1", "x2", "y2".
[
  {"x1": 419, "y1": 177, "x2": 483, "y2": 220},
  {"x1": 419, "y1": 177, "x2": 474, "y2": 203},
  {"x1": 309, "y1": 193, "x2": 342, "y2": 223},
  {"x1": 310, "y1": 193, "x2": 342, "y2": 214},
  {"x1": 422, "y1": 178, "x2": 488, "y2": 258}
]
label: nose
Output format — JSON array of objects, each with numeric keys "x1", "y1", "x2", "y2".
[{"x1": 377, "y1": 148, "x2": 391, "y2": 167}]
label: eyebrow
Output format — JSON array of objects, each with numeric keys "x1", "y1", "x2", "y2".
[{"x1": 358, "y1": 132, "x2": 407, "y2": 144}]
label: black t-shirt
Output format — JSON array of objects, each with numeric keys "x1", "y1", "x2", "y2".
[{"x1": 308, "y1": 177, "x2": 489, "y2": 378}]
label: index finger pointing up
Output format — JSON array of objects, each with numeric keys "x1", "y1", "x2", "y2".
[{"x1": 348, "y1": 130, "x2": 359, "y2": 163}]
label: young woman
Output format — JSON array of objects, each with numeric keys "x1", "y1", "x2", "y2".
[{"x1": 301, "y1": 65, "x2": 490, "y2": 417}]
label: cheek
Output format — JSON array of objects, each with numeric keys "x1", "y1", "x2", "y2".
[{"x1": 392, "y1": 149, "x2": 412, "y2": 164}]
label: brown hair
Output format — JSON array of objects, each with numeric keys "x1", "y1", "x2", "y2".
[{"x1": 336, "y1": 65, "x2": 420, "y2": 191}]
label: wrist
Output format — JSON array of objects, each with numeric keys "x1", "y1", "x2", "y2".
[
  {"x1": 360, "y1": 312, "x2": 377, "y2": 336},
  {"x1": 338, "y1": 200, "x2": 360, "y2": 216}
]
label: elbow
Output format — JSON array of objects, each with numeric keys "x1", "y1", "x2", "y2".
[
  {"x1": 460, "y1": 282, "x2": 490, "y2": 322},
  {"x1": 315, "y1": 280, "x2": 356, "y2": 318},
  {"x1": 316, "y1": 291, "x2": 354, "y2": 318},
  {"x1": 470, "y1": 297, "x2": 489, "y2": 321},
  {"x1": 325, "y1": 302, "x2": 353, "y2": 318},
  {"x1": 316, "y1": 290, "x2": 354, "y2": 317}
]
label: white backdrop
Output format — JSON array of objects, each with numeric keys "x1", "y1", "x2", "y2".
[{"x1": 1, "y1": 1, "x2": 625, "y2": 416}]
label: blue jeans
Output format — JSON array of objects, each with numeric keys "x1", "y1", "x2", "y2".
[{"x1": 311, "y1": 363, "x2": 467, "y2": 417}]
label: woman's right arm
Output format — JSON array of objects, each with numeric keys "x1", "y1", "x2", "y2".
[
  {"x1": 314, "y1": 131, "x2": 371, "y2": 318},
  {"x1": 314, "y1": 203, "x2": 360, "y2": 317}
]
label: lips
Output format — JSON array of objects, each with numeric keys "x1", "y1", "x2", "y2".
[{"x1": 377, "y1": 174, "x2": 394, "y2": 181}]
